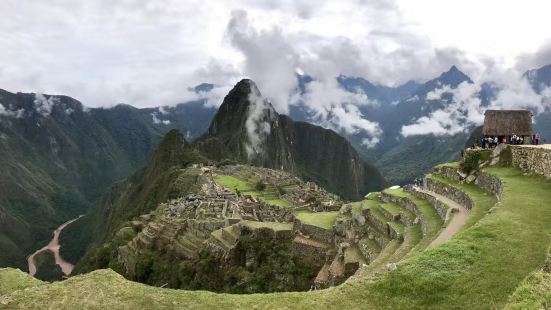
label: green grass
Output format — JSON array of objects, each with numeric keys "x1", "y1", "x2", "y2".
[
  {"x1": 2, "y1": 167, "x2": 551, "y2": 309},
  {"x1": 240, "y1": 221, "x2": 293, "y2": 231},
  {"x1": 294, "y1": 211, "x2": 338, "y2": 229},
  {"x1": 215, "y1": 174, "x2": 291, "y2": 208},
  {"x1": 504, "y1": 268, "x2": 551, "y2": 309}
]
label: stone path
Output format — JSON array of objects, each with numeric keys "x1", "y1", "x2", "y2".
[{"x1": 414, "y1": 187, "x2": 469, "y2": 248}]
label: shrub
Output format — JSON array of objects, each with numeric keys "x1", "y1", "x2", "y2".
[
  {"x1": 460, "y1": 150, "x2": 491, "y2": 173},
  {"x1": 255, "y1": 181, "x2": 266, "y2": 191}
]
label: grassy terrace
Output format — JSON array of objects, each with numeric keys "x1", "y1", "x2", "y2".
[
  {"x1": 240, "y1": 220, "x2": 292, "y2": 231},
  {"x1": 294, "y1": 211, "x2": 338, "y2": 229},
  {"x1": 2, "y1": 167, "x2": 551, "y2": 309},
  {"x1": 215, "y1": 174, "x2": 291, "y2": 208}
]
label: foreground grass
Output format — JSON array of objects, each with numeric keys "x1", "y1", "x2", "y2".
[
  {"x1": 2, "y1": 167, "x2": 551, "y2": 309},
  {"x1": 215, "y1": 174, "x2": 291, "y2": 208}
]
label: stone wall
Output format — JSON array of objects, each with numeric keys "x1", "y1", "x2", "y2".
[
  {"x1": 433, "y1": 166, "x2": 463, "y2": 182},
  {"x1": 425, "y1": 178, "x2": 474, "y2": 210},
  {"x1": 292, "y1": 238, "x2": 330, "y2": 266},
  {"x1": 403, "y1": 185, "x2": 448, "y2": 220},
  {"x1": 510, "y1": 146, "x2": 551, "y2": 179},
  {"x1": 380, "y1": 192, "x2": 427, "y2": 236},
  {"x1": 474, "y1": 171, "x2": 504, "y2": 197},
  {"x1": 293, "y1": 219, "x2": 335, "y2": 244}
]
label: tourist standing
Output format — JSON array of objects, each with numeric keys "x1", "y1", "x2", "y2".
[{"x1": 535, "y1": 132, "x2": 541, "y2": 145}]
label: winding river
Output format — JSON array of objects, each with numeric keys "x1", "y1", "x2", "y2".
[{"x1": 27, "y1": 215, "x2": 84, "y2": 277}]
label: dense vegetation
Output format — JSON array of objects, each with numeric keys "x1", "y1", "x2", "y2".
[
  {"x1": 121, "y1": 229, "x2": 319, "y2": 293},
  {"x1": 32, "y1": 250, "x2": 64, "y2": 282}
]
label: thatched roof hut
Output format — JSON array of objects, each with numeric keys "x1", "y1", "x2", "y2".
[{"x1": 483, "y1": 110, "x2": 533, "y2": 136}]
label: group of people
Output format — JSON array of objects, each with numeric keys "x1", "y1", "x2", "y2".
[
  {"x1": 480, "y1": 136, "x2": 499, "y2": 149},
  {"x1": 510, "y1": 134, "x2": 525, "y2": 145},
  {"x1": 477, "y1": 132, "x2": 544, "y2": 149}
]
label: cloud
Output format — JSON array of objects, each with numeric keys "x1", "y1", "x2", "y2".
[
  {"x1": 226, "y1": 10, "x2": 383, "y2": 146},
  {"x1": 244, "y1": 83, "x2": 276, "y2": 158},
  {"x1": 401, "y1": 72, "x2": 551, "y2": 137},
  {"x1": 0, "y1": 102, "x2": 24, "y2": 119},
  {"x1": 151, "y1": 112, "x2": 171, "y2": 125},
  {"x1": 34, "y1": 93, "x2": 59, "y2": 116}
]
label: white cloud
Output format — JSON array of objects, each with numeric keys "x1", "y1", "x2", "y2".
[
  {"x1": 34, "y1": 93, "x2": 59, "y2": 116},
  {"x1": 244, "y1": 82, "x2": 276, "y2": 158},
  {"x1": 401, "y1": 72, "x2": 551, "y2": 137},
  {"x1": 0, "y1": 103, "x2": 24, "y2": 119},
  {"x1": 151, "y1": 112, "x2": 170, "y2": 125}
]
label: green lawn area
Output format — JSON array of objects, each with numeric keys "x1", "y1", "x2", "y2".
[
  {"x1": 240, "y1": 220, "x2": 293, "y2": 231},
  {"x1": 2, "y1": 166, "x2": 551, "y2": 309},
  {"x1": 294, "y1": 211, "x2": 338, "y2": 229},
  {"x1": 215, "y1": 174, "x2": 291, "y2": 208}
]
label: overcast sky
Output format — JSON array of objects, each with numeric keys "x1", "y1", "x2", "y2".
[{"x1": 1, "y1": 0, "x2": 551, "y2": 110}]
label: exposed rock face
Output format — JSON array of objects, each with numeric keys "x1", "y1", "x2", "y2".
[{"x1": 196, "y1": 79, "x2": 384, "y2": 200}]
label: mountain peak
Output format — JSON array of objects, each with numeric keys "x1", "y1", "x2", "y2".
[{"x1": 438, "y1": 65, "x2": 472, "y2": 86}]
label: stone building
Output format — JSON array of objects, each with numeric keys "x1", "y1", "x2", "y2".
[{"x1": 483, "y1": 110, "x2": 533, "y2": 144}]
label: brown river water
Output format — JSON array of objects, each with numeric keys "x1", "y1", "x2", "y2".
[{"x1": 27, "y1": 215, "x2": 84, "y2": 277}]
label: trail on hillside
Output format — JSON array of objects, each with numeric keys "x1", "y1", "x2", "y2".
[
  {"x1": 413, "y1": 187, "x2": 469, "y2": 248},
  {"x1": 27, "y1": 215, "x2": 84, "y2": 277}
]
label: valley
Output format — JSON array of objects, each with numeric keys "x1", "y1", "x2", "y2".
[{"x1": 27, "y1": 215, "x2": 83, "y2": 279}]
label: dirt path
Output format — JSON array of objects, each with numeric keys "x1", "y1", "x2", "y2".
[
  {"x1": 413, "y1": 187, "x2": 469, "y2": 248},
  {"x1": 27, "y1": 215, "x2": 84, "y2": 277}
]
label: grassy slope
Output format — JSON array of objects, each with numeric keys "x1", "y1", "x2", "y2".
[
  {"x1": 294, "y1": 211, "x2": 338, "y2": 229},
  {"x1": 2, "y1": 167, "x2": 551, "y2": 309}
]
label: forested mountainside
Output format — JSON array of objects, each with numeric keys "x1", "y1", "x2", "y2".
[{"x1": 0, "y1": 89, "x2": 215, "y2": 269}]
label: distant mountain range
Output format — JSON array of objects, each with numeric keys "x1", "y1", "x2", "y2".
[{"x1": 289, "y1": 64, "x2": 551, "y2": 184}]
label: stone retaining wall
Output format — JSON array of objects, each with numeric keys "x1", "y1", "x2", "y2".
[
  {"x1": 364, "y1": 210, "x2": 388, "y2": 235},
  {"x1": 380, "y1": 192, "x2": 427, "y2": 236},
  {"x1": 403, "y1": 185, "x2": 448, "y2": 220},
  {"x1": 433, "y1": 166, "x2": 463, "y2": 182},
  {"x1": 474, "y1": 171, "x2": 504, "y2": 197},
  {"x1": 366, "y1": 226, "x2": 390, "y2": 248},
  {"x1": 293, "y1": 219, "x2": 334, "y2": 244},
  {"x1": 425, "y1": 178, "x2": 474, "y2": 210},
  {"x1": 510, "y1": 146, "x2": 551, "y2": 179},
  {"x1": 292, "y1": 238, "x2": 329, "y2": 265}
]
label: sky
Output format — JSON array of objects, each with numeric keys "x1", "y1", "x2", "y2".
[{"x1": 1, "y1": 0, "x2": 551, "y2": 142}]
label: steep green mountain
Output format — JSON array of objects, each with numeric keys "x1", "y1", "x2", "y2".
[
  {"x1": 0, "y1": 89, "x2": 215, "y2": 269},
  {"x1": 196, "y1": 79, "x2": 383, "y2": 200}
]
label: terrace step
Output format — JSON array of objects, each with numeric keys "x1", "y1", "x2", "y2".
[
  {"x1": 210, "y1": 229, "x2": 235, "y2": 251},
  {"x1": 380, "y1": 189, "x2": 444, "y2": 243},
  {"x1": 221, "y1": 226, "x2": 239, "y2": 244},
  {"x1": 358, "y1": 237, "x2": 381, "y2": 264},
  {"x1": 344, "y1": 244, "x2": 367, "y2": 277}
]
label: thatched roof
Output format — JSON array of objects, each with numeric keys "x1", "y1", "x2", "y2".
[{"x1": 483, "y1": 110, "x2": 533, "y2": 136}]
